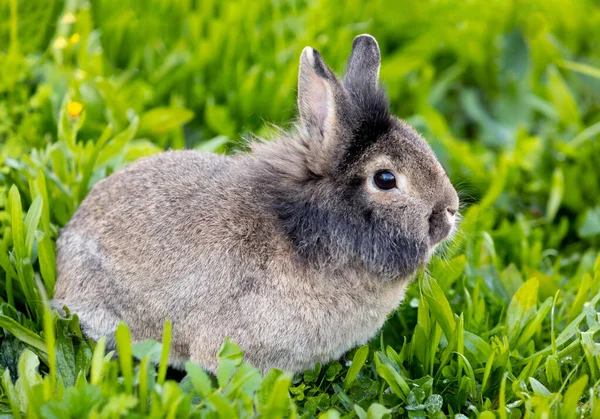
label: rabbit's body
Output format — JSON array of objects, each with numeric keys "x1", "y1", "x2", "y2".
[
  {"x1": 54, "y1": 150, "x2": 408, "y2": 372},
  {"x1": 53, "y1": 35, "x2": 459, "y2": 374}
]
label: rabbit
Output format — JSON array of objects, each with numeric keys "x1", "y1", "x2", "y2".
[{"x1": 52, "y1": 34, "x2": 459, "y2": 374}]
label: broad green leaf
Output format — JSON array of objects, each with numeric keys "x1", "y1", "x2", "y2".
[
  {"x1": 257, "y1": 368, "x2": 284, "y2": 408},
  {"x1": 16, "y1": 349, "x2": 43, "y2": 414},
  {"x1": 138, "y1": 107, "x2": 194, "y2": 136},
  {"x1": 561, "y1": 375, "x2": 588, "y2": 419},
  {"x1": 185, "y1": 361, "x2": 213, "y2": 398},
  {"x1": 529, "y1": 377, "x2": 552, "y2": 397},
  {"x1": 225, "y1": 362, "x2": 261, "y2": 397},
  {"x1": 506, "y1": 278, "x2": 539, "y2": 344},
  {"x1": 217, "y1": 359, "x2": 237, "y2": 388},
  {"x1": 344, "y1": 345, "x2": 369, "y2": 390},
  {"x1": 54, "y1": 318, "x2": 77, "y2": 387},
  {"x1": 464, "y1": 331, "x2": 492, "y2": 364},
  {"x1": 0, "y1": 315, "x2": 46, "y2": 353},
  {"x1": 420, "y1": 275, "x2": 455, "y2": 339},
  {"x1": 325, "y1": 361, "x2": 342, "y2": 382},
  {"x1": 374, "y1": 352, "x2": 409, "y2": 401},
  {"x1": 217, "y1": 337, "x2": 244, "y2": 365},
  {"x1": 260, "y1": 373, "x2": 292, "y2": 419}
]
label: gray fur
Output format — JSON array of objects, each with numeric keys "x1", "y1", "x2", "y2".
[{"x1": 52, "y1": 34, "x2": 459, "y2": 374}]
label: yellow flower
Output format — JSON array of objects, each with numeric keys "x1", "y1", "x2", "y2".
[
  {"x1": 70, "y1": 33, "x2": 81, "y2": 44},
  {"x1": 67, "y1": 102, "x2": 84, "y2": 118}
]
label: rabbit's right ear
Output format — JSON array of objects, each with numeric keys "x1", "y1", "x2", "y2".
[
  {"x1": 297, "y1": 47, "x2": 339, "y2": 139},
  {"x1": 343, "y1": 34, "x2": 380, "y2": 95}
]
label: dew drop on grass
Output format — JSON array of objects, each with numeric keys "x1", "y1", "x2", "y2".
[
  {"x1": 561, "y1": 356, "x2": 573, "y2": 365},
  {"x1": 425, "y1": 394, "x2": 443, "y2": 413},
  {"x1": 407, "y1": 391, "x2": 418, "y2": 406}
]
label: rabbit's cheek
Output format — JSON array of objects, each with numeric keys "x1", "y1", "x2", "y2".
[{"x1": 365, "y1": 189, "x2": 405, "y2": 207}]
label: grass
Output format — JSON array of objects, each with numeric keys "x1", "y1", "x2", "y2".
[{"x1": 1, "y1": 0, "x2": 600, "y2": 417}]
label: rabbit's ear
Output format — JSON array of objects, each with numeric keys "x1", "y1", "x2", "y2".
[
  {"x1": 297, "y1": 47, "x2": 339, "y2": 137},
  {"x1": 343, "y1": 34, "x2": 380, "y2": 94}
]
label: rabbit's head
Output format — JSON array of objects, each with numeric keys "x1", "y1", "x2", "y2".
[{"x1": 255, "y1": 34, "x2": 459, "y2": 280}]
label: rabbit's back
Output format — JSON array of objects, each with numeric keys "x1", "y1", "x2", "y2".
[
  {"x1": 54, "y1": 149, "x2": 409, "y2": 372},
  {"x1": 57, "y1": 150, "x2": 235, "y2": 286},
  {"x1": 54, "y1": 150, "x2": 245, "y2": 358}
]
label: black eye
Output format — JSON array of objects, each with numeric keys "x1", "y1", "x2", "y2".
[{"x1": 373, "y1": 170, "x2": 396, "y2": 190}]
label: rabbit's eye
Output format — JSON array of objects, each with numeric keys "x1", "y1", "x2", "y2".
[{"x1": 373, "y1": 170, "x2": 396, "y2": 190}]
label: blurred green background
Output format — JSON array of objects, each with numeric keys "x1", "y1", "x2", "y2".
[
  {"x1": 1, "y1": 0, "x2": 600, "y2": 417},
  {"x1": 2, "y1": 0, "x2": 600, "y2": 247}
]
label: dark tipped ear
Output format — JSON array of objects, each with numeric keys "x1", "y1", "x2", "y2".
[
  {"x1": 343, "y1": 34, "x2": 381, "y2": 94},
  {"x1": 297, "y1": 47, "x2": 338, "y2": 136}
]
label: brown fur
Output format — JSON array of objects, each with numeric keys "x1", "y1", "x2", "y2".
[{"x1": 52, "y1": 35, "x2": 459, "y2": 374}]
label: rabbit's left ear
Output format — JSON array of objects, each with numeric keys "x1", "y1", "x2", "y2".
[
  {"x1": 343, "y1": 34, "x2": 381, "y2": 95},
  {"x1": 297, "y1": 47, "x2": 339, "y2": 139}
]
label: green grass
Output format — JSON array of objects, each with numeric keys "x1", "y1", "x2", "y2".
[{"x1": 1, "y1": 0, "x2": 600, "y2": 417}]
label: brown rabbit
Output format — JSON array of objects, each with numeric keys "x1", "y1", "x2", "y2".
[{"x1": 52, "y1": 34, "x2": 459, "y2": 374}]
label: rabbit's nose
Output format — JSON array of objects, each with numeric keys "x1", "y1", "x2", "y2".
[{"x1": 428, "y1": 207, "x2": 454, "y2": 245}]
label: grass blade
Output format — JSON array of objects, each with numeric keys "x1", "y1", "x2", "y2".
[
  {"x1": 0, "y1": 314, "x2": 46, "y2": 353},
  {"x1": 157, "y1": 319, "x2": 171, "y2": 385},
  {"x1": 115, "y1": 322, "x2": 134, "y2": 394}
]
